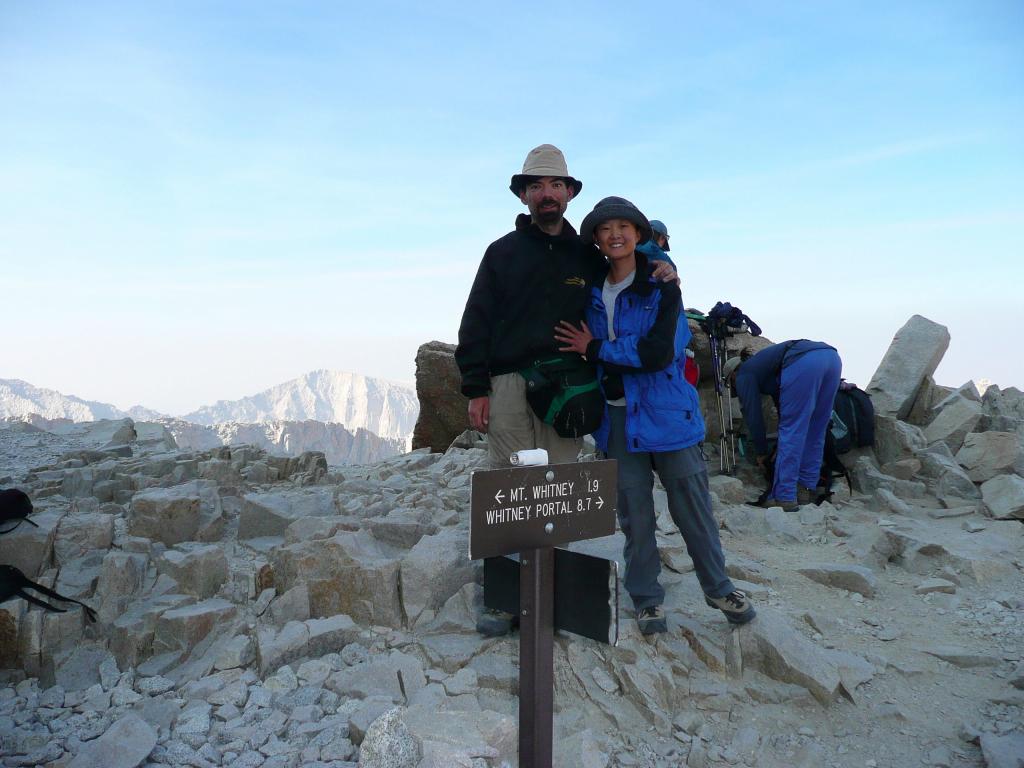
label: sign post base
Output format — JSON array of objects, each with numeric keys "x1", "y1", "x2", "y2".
[{"x1": 519, "y1": 546, "x2": 554, "y2": 768}]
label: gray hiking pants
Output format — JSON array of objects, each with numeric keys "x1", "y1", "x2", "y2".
[{"x1": 605, "y1": 405, "x2": 735, "y2": 611}]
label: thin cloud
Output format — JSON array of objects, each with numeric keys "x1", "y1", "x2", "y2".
[{"x1": 824, "y1": 134, "x2": 981, "y2": 169}]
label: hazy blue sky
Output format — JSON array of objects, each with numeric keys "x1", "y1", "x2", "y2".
[{"x1": 2, "y1": 1, "x2": 1022, "y2": 414}]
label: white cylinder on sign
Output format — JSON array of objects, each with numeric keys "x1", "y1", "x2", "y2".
[{"x1": 510, "y1": 448, "x2": 549, "y2": 466}]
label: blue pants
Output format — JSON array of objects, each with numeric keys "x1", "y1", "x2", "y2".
[
  {"x1": 774, "y1": 348, "x2": 843, "y2": 501},
  {"x1": 605, "y1": 406, "x2": 735, "y2": 611}
]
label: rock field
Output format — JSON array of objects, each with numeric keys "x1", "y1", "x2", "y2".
[{"x1": 0, "y1": 315, "x2": 1022, "y2": 768}]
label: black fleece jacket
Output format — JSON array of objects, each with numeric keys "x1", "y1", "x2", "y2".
[{"x1": 456, "y1": 214, "x2": 603, "y2": 398}]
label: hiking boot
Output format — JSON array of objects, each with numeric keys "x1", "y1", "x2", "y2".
[
  {"x1": 637, "y1": 605, "x2": 668, "y2": 635},
  {"x1": 476, "y1": 608, "x2": 516, "y2": 638},
  {"x1": 705, "y1": 590, "x2": 757, "y2": 625},
  {"x1": 759, "y1": 497, "x2": 798, "y2": 512},
  {"x1": 797, "y1": 485, "x2": 821, "y2": 505}
]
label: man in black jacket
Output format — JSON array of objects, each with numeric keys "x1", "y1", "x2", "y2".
[
  {"x1": 456, "y1": 144, "x2": 595, "y2": 470},
  {"x1": 456, "y1": 145, "x2": 675, "y2": 636},
  {"x1": 457, "y1": 144, "x2": 590, "y2": 636}
]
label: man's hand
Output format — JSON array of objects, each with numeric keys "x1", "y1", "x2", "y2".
[
  {"x1": 755, "y1": 453, "x2": 768, "y2": 469},
  {"x1": 650, "y1": 259, "x2": 679, "y2": 285},
  {"x1": 468, "y1": 396, "x2": 490, "y2": 433},
  {"x1": 554, "y1": 320, "x2": 593, "y2": 356}
]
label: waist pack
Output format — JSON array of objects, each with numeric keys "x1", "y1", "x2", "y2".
[
  {"x1": 831, "y1": 384, "x2": 875, "y2": 454},
  {"x1": 520, "y1": 354, "x2": 604, "y2": 439}
]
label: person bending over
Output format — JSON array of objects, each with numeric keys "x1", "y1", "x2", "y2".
[{"x1": 722, "y1": 340, "x2": 842, "y2": 510}]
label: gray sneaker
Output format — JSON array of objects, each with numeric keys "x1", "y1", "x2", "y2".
[
  {"x1": 705, "y1": 590, "x2": 756, "y2": 625},
  {"x1": 637, "y1": 605, "x2": 667, "y2": 635}
]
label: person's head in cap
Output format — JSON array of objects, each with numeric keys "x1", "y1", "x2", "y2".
[
  {"x1": 580, "y1": 196, "x2": 652, "y2": 273},
  {"x1": 510, "y1": 144, "x2": 582, "y2": 234},
  {"x1": 649, "y1": 220, "x2": 670, "y2": 252}
]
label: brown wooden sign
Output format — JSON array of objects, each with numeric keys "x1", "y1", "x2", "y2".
[{"x1": 469, "y1": 460, "x2": 617, "y2": 560}]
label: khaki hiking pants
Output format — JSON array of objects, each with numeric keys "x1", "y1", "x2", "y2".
[{"x1": 486, "y1": 373, "x2": 581, "y2": 469}]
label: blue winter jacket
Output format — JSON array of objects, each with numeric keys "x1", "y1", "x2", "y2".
[
  {"x1": 734, "y1": 339, "x2": 837, "y2": 455},
  {"x1": 584, "y1": 253, "x2": 705, "y2": 453}
]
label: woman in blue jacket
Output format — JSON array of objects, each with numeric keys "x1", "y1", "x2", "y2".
[{"x1": 555, "y1": 197, "x2": 755, "y2": 634}]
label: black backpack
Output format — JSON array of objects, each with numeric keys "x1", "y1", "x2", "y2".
[
  {"x1": 703, "y1": 302, "x2": 763, "y2": 337},
  {"x1": 0, "y1": 489, "x2": 38, "y2": 534},
  {"x1": 830, "y1": 385, "x2": 875, "y2": 454},
  {"x1": 0, "y1": 564, "x2": 97, "y2": 621}
]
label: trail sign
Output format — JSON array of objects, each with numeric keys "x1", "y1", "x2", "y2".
[
  {"x1": 469, "y1": 460, "x2": 616, "y2": 560},
  {"x1": 470, "y1": 458, "x2": 619, "y2": 768}
]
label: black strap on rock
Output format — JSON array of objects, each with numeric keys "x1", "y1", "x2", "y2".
[{"x1": 0, "y1": 565, "x2": 98, "y2": 622}]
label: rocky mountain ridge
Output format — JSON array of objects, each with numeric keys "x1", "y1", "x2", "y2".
[
  {"x1": 1, "y1": 371, "x2": 418, "y2": 466},
  {"x1": 0, "y1": 379, "x2": 131, "y2": 423},
  {"x1": 0, "y1": 371, "x2": 418, "y2": 441},
  {"x1": 161, "y1": 418, "x2": 407, "y2": 467}
]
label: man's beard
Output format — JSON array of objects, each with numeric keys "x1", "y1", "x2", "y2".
[{"x1": 533, "y1": 198, "x2": 563, "y2": 224}]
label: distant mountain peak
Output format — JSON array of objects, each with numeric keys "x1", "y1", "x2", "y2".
[{"x1": 179, "y1": 369, "x2": 418, "y2": 439}]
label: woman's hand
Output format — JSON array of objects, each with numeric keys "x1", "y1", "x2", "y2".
[{"x1": 554, "y1": 320, "x2": 593, "y2": 356}]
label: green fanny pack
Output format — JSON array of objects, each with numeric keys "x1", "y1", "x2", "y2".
[{"x1": 520, "y1": 354, "x2": 604, "y2": 439}]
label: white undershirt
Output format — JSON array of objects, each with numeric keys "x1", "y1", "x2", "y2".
[{"x1": 601, "y1": 270, "x2": 635, "y2": 406}]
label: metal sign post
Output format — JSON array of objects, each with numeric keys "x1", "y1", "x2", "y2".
[
  {"x1": 519, "y1": 546, "x2": 554, "y2": 768},
  {"x1": 469, "y1": 459, "x2": 617, "y2": 768}
]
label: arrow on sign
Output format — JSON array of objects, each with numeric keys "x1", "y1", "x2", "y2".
[
  {"x1": 494, "y1": 489, "x2": 505, "y2": 504},
  {"x1": 595, "y1": 496, "x2": 604, "y2": 509}
]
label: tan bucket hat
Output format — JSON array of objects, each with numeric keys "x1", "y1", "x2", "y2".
[{"x1": 509, "y1": 144, "x2": 583, "y2": 197}]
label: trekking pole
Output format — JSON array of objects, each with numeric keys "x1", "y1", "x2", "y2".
[
  {"x1": 707, "y1": 325, "x2": 729, "y2": 474},
  {"x1": 721, "y1": 335, "x2": 738, "y2": 473}
]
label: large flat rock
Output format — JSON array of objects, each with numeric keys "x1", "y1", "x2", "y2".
[
  {"x1": 238, "y1": 486, "x2": 338, "y2": 539},
  {"x1": 797, "y1": 563, "x2": 878, "y2": 597},
  {"x1": 867, "y1": 315, "x2": 950, "y2": 421},
  {"x1": 272, "y1": 530, "x2": 404, "y2": 627},
  {"x1": 67, "y1": 713, "x2": 157, "y2": 768},
  {"x1": 128, "y1": 480, "x2": 223, "y2": 545},
  {"x1": 980, "y1": 733, "x2": 1024, "y2": 768},
  {"x1": 981, "y1": 474, "x2": 1024, "y2": 520},
  {"x1": 0, "y1": 509, "x2": 62, "y2": 577},
  {"x1": 922, "y1": 395, "x2": 982, "y2": 453},
  {"x1": 956, "y1": 432, "x2": 1024, "y2": 483},
  {"x1": 736, "y1": 608, "x2": 843, "y2": 704}
]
